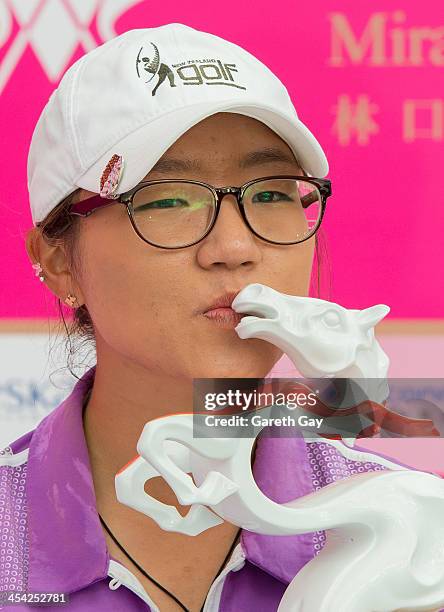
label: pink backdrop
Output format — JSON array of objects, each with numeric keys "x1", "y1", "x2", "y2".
[{"x1": 1, "y1": 0, "x2": 443, "y2": 319}]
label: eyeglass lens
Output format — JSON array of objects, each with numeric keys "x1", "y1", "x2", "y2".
[{"x1": 130, "y1": 178, "x2": 322, "y2": 248}]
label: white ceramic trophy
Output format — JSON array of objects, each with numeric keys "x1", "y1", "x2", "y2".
[{"x1": 115, "y1": 284, "x2": 444, "y2": 612}]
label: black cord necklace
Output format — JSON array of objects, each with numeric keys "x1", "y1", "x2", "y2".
[{"x1": 99, "y1": 513, "x2": 242, "y2": 612}]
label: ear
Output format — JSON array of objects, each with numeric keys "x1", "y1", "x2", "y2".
[
  {"x1": 357, "y1": 304, "x2": 390, "y2": 332},
  {"x1": 25, "y1": 226, "x2": 85, "y2": 306}
]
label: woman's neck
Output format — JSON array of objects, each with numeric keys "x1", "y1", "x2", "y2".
[{"x1": 82, "y1": 356, "x2": 195, "y2": 513}]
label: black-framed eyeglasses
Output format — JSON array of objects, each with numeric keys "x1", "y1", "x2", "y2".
[{"x1": 61, "y1": 175, "x2": 332, "y2": 249}]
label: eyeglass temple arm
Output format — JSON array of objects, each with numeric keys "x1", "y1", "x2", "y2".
[
  {"x1": 301, "y1": 182, "x2": 331, "y2": 209},
  {"x1": 69, "y1": 194, "x2": 118, "y2": 216},
  {"x1": 301, "y1": 192, "x2": 322, "y2": 209}
]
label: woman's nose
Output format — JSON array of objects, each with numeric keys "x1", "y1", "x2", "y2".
[{"x1": 196, "y1": 194, "x2": 263, "y2": 270}]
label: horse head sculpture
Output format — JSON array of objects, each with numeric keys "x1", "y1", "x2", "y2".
[
  {"x1": 232, "y1": 283, "x2": 390, "y2": 379},
  {"x1": 233, "y1": 283, "x2": 391, "y2": 412}
]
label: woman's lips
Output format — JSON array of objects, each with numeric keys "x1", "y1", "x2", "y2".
[{"x1": 203, "y1": 307, "x2": 244, "y2": 328}]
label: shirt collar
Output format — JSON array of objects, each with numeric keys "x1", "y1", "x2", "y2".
[
  {"x1": 27, "y1": 365, "x2": 109, "y2": 593},
  {"x1": 27, "y1": 365, "x2": 314, "y2": 592}
]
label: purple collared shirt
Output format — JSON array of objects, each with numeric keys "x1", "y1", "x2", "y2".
[{"x1": 0, "y1": 366, "x2": 416, "y2": 610}]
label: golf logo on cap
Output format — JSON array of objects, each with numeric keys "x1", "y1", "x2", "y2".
[
  {"x1": 100, "y1": 154, "x2": 124, "y2": 199},
  {"x1": 136, "y1": 43, "x2": 176, "y2": 97},
  {"x1": 136, "y1": 41, "x2": 247, "y2": 97}
]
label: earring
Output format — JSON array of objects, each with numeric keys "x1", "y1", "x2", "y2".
[
  {"x1": 65, "y1": 294, "x2": 77, "y2": 308},
  {"x1": 32, "y1": 262, "x2": 45, "y2": 282}
]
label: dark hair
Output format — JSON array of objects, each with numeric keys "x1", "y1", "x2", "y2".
[
  {"x1": 38, "y1": 190, "x2": 95, "y2": 380},
  {"x1": 38, "y1": 175, "x2": 331, "y2": 380}
]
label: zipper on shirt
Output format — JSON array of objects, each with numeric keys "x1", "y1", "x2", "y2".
[
  {"x1": 107, "y1": 541, "x2": 246, "y2": 611},
  {"x1": 107, "y1": 558, "x2": 160, "y2": 611}
]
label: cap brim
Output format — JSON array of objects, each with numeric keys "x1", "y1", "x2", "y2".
[{"x1": 76, "y1": 100, "x2": 329, "y2": 195}]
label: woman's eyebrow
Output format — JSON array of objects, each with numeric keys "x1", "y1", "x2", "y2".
[
  {"x1": 238, "y1": 147, "x2": 298, "y2": 169},
  {"x1": 149, "y1": 147, "x2": 299, "y2": 175}
]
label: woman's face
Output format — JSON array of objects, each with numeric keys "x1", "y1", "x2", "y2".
[{"x1": 72, "y1": 112, "x2": 315, "y2": 378}]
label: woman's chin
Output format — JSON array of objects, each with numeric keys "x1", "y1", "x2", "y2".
[{"x1": 188, "y1": 349, "x2": 282, "y2": 379}]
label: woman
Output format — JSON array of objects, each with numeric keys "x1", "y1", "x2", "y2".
[{"x1": 1, "y1": 23, "x2": 406, "y2": 611}]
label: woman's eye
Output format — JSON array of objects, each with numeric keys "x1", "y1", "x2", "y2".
[
  {"x1": 137, "y1": 198, "x2": 188, "y2": 210},
  {"x1": 252, "y1": 191, "x2": 292, "y2": 204}
]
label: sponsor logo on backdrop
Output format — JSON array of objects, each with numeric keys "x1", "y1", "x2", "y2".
[
  {"x1": 329, "y1": 11, "x2": 444, "y2": 67},
  {"x1": 327, "y1": 12, "x2": 444, "y2": 144},
  {"x1": 0, "y1": 0, "x2": 142, "y2": 94}
]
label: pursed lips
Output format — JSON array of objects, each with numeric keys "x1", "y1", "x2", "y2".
[{"x1": 199, "y1": 289, "x2": 242, "y2": 315}]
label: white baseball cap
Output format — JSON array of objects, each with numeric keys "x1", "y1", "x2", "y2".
[{"x1": 27, "y1": 22, "x2": 329, "y2": 226}]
